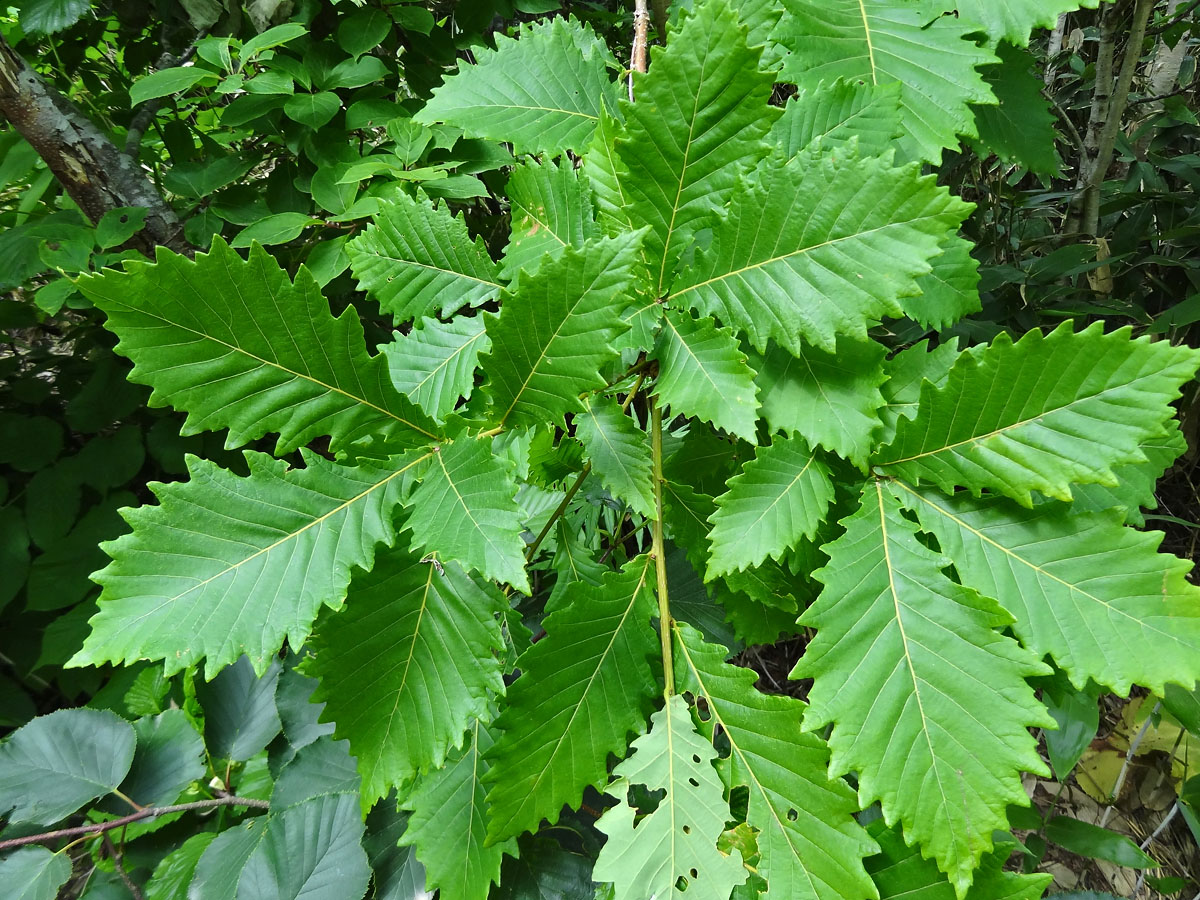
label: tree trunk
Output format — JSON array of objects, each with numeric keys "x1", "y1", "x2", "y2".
[{"x1": 0, "y1": 34, "x2": 186, "y2": 255}]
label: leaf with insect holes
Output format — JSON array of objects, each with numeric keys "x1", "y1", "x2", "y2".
[
  {"x1": 593, "y1": 695, "x2": 749, "y2": 900},
  {"x1": 576, "y1": 395, "x2": 656, "y2": 519},
  {"x1": 673, "y1": 623, "x2": 878, "y2": 900}
]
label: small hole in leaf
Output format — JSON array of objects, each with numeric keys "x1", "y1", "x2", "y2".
[
  {"x1": 690, "y1": 868, "x2": 698, "y2": 879},
  {"x1": 688, "y1": 777, "x2": 699, "y2": 787},
  {"x1": 120, "y1": 215, "x2": 128, "y2": 223},
  {"x1": 682, "y1": 824, "x2": 690, "y2": 834},
  {"x1": 692, "y1": 754, "x2": 701, "y2": 764},
  {"x1": 676, "y1": 876, "x2": 688, "y2": 892},
  {"x1": 787, "y1": 808, "x2": 798, "y2": 821}
]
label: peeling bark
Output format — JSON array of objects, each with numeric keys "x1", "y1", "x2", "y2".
[{"x1": 0, "y1": 34, "x2": 187, "y2": 254}]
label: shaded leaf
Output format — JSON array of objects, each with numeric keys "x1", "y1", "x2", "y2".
[
  {"x1": 481, "y1": 232, "x2": 643, "y2": 430},
  {"x1": 401, "y1": 719, "x2": 518, "y2": 900},
  {"x1": 707, "y1": 436, "x2": 835, "y2": 578},
  {"x1": 382, "y1": 315, "x2": 489, "y2": 423},
  {"x1": 198, "y1": 656, "x2": 282, "y2": 762},
  {"x1": 576, "y1": 395, "x2": 655, "y2": 518},
  {"x1": 348, "y1": 192, "x2": 502, "y2": 322},
  {"x1": 0, "y1": 709, "x2": 135, "y2": 826},
  {"x1": 405, "y1": 437, "x2": 529, "y2": 592}
]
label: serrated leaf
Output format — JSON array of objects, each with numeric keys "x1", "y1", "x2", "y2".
[
  {"x1": 616, "y1": 0, "x2": 779, "y2": 292},
  {"x1": 775, "y1": 0, "x2": 999, "y2": 162},
  {"x1": 654, "y1": 309, "x2": 759, "y2": 442},
  {"x1": 1070, "y1": 422, "x2": 1186, "y2": 527},
  {"x1": 546, "y1": 520, "x2": 608, "y2": 613},
  {"x1": 576, "y1": 395, "x2": 655, "y2": 518},
  {"x1": 501, "y1": 158, "x2": 599, "y2": 281},
  {"x1": 874, "y1": 323, "x2": 1200, "y2": 506},
  {"x1": 895, "y1": 481, "x2": 1200, "y2": 697},
  {"x1": 771, "y1": 79, "x2": 902, "y2": 158},
  {"x1": 794, "y1": 482, "x2": 1051, "y2": 895},
  {"x1": 925, "y1": 0, "x2": 1101, "y2": 48},
  {"x1": 877, "y1": 338, "x2": 960, "y2": 446},
  {"x1": 401, "y1": 718, "x2": 518, "y2": 900},
  {"x1": 485, "y1": 557, "x2": 659, "y2": 841},
  {"x1": 308, "y1": 545, "x2": 506, "y2": 806},
  {"x1": 382, "y1": 315, "x2": 489, "y2": 422},
  {"x1": 673, "y1": 148, "x2": 970, "y2": 354},
  {"x1": 0, "y1": 847, "x2": 72, "y2": 900},
  {"x1": 348, "y1": 192, "x2": 502, "y2": 322},
  {"x1": 866, "y1": 822, "x2": 1051, "y2": 900},
  {"x1": 481, "y1": 231, "x2": 643, "y2": 430},
  {"x1": 0, "y1": 709, "x2": 135, "y2": 826},
  {"x1": 72, "y1": 450, "x2": 414, "y2": 678},
  {"x1": 753, "y1": 338, "x2": 887, "y2": 467},
  {"x1": 583, "y1": 104, "x2": 636, "y2": 235},
  {"x1": 673, "y1": 623, "x2": 877, "y2": 900},
  {"x1": 75, "y1": 239, "x2": 439, "y2": 455},
  {"x1": 405, "y1": 437, "x2": 528, "y2": 592},
  {"x1": 970, "y1": 43, "x2": 1060, "y2": 177},
  {"x1": 900, "y1": 233, "x2": 982, "y2": 331},
  {"x1": 414, "y1": 17, "x2": 618, "y2": 155},
  {"x1": 593, "y1": 695, "x2": 749, "y2": 900},
  {"x1": 707, "y1": 436, "x2": 834, "y2": 578}
]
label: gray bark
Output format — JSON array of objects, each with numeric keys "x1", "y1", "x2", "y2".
[{"x1": 0, "y1": 34, "x2": 186, "y2": 254}]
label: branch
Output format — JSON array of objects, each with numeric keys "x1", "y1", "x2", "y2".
[
  {"x1": 650, "y1": 401, "x2": 673, "y2": 699},
  {"x1": 124, "y1": 30, "x2": 208, "y2": 157},
  {"x1": 1147, "y1": 0, "x2": 1200, "y2": 35},
  {"x1": 0, "y1": 33, "x2": 188, "y2": 254},
  {"x1": 102, "y1": 832, "x2": 145, "y2": 900},
  {"x1": 629, "y1": 0, "x2": 651, "y2": 100},
  {"x1": 0, "y1": 796, "x2": 270, "y2": 852}
]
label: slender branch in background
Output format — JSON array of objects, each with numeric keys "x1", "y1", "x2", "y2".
[
  {"x1": 1066, "y1": 0, "x2": 1122, "y2": 234},
  {"x1": 525, "y1": 463, "x2": 592, "y2": 562},
  {"x1": 102, "y1": 832, "x2": 146, "y2": 900},
  {"x1": 1045, "y1": 12, "x2": 1069, "y2": 86},
  {"x1": 0, "y1": 796, "x2": 270, "y2": 852},
  {"x1": 124, "y1": 29, "x2": 209, "y2": 157},
  {"x1": 629, "y1": 0, "x2": 650, "y2": 100},
  {"x1": 1147, "y1": 0, "x2": 1200, "y2": 34},
  {"x1": 0, "y1": 34, "x2": 187, "y2": 253},
  {"x1": 650, "y1": 402, "x2": 673, "y2": 699},
  {"x1": 1099, "y1": 700, "x2": 1160, "y2": 828}
]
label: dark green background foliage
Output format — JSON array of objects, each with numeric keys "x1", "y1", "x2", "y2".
[{"x1": 2, "y1": 1, "x2": 1200, "y2": 899}]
